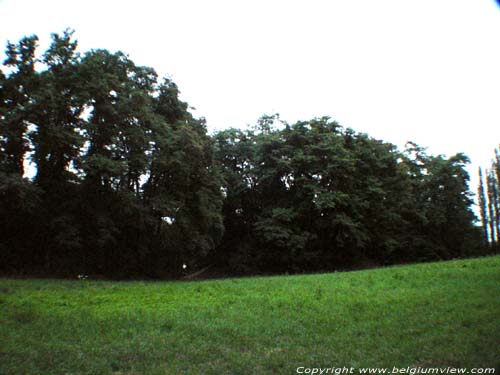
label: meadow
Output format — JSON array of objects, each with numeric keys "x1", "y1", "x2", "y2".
[{"x1": 1, "y1": 256, "x2": 499, "y2": 375}]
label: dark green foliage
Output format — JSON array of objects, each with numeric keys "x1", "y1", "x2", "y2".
[
  {"x1": 0, "y1": 32, "x2": 482, "y2": 277},
  {"x1": 214, "y1": 116, "x2": 480, "y2": 274},
  {"x1": 0, "y1": 35, "x2": 38, "y2": 176},
  {"x1": 0, "y1": 32, "x2": 222, "y2": 277}
]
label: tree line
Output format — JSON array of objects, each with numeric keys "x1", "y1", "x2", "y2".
[{"x1": 0, "y1": 31, "x2": 490, "y2": 278}]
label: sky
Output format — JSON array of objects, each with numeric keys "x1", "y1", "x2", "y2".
[{"x1": 1, "y1": 0, "x2": 500, "y2": 201}]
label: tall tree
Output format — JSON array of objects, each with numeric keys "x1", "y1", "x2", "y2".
[
  {"x1": 478, "y1": 167, "x2": 489, "y2": 249},
  {"x1": 0, "y1": 35, "x2": 38, "y2": 176},
  {"x1": 0, "y1": 36, "x2": 43, "y2": 272},
  {"x1": 494, "y1": 148, "x2": 500, "y2": 247},
  {"x1": 486, "y1": 171, "x2": 498, "y2": 249},
  {"x1": 144, "y1": 89, "x2": 224, "y2": 276},
  {"x1": 31, "y1": 29, "x2": 84, "y2": 188}
]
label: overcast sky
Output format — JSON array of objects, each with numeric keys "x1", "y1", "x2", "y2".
[{"x1": 1, "y1": 0, "x2": 500, "y2": 199}]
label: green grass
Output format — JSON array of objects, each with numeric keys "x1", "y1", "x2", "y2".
[{"x1": 1, "y1": 256, "x2": 499, "y2": 375}]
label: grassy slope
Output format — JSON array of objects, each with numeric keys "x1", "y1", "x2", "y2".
[{"x1": 1, "y1": 256, "x2": 499, "y2": 375}]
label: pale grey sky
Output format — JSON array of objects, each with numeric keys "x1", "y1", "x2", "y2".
[{"x1": 1, "y1": 0, "x2": 500, "y2": 200}]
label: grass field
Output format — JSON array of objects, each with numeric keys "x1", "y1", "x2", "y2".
[{"x1": 1, "y1": 256, "x2": 499, "y2": 375}]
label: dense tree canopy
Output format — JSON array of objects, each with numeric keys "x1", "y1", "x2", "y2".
[
  {"x1": 0, "y1": 31, "x2": 223, "y2": 277},
  {"x1": 0, "y1": 32, "x2": 485, "y2": 278},
  {"x1": 213, "y1": 116, "x2": 482, "y2": 274}
]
